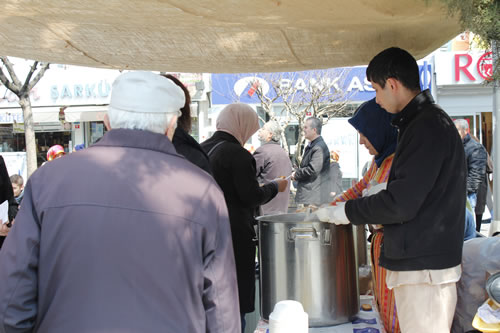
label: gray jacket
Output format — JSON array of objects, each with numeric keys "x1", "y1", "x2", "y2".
[
  {"x1": 294, "y1": 136, "x2": 330, "y2": 205},
  {"x1": 254, "y1": 141, "x2": 293, "y2": 214},
  {"x1": 0, "y1": 129, "x2": 240, "y2": 333}
]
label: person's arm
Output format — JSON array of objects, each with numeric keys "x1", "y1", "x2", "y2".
[
  {"x1": 466, "y1": 144, "x2": 487, "y2": 194},
  {"x1": 335, "y1": 158, "x2": 376, "y2": 203},
  {"x1": 231, "y1": 150, "x2": 278, "y2": 207},
  {"x1": 0, "y1": 179, "x2": 40, "y2": 332},
  {"x1": 253, "y1": 147, "x2": 270, "y2": 182},
  {"x1": 293, "y1": 146, "x2": 324, "y2": 181},
  {"x1": 202, "y1": 184, "x2": 241, "y2": 333}
]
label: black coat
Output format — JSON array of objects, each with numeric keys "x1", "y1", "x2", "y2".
[
  {"x1": 201, "y1": 131, "x2": 278, "y2": 313},
  {"x1": 346, "y1": 90, "x2": 466, "y2": 271},
  {"x1": 0, "y1": 156, "x2": 17, "y2": 223},
  {"x1": 463, "y1": 134, "x2": 487, "y2": 195},
  {"x1": 172, "y1": 127, "x2": 211, "y2": 174},
  {"x1": 294, "y1": 136, "x2": 330, "y2": 205}
]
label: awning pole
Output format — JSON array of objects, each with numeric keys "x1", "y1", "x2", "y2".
[{"x1": 491, "y1": 40, "x2": 500, "y2": 236}]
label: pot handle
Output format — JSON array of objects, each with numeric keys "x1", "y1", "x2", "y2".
[{"x1": 288, "y1": 227, "x2": 318, "y2": 240}]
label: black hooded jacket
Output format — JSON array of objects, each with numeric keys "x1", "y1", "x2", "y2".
[{"x1": 346, "y1": 90, "x2": 466, "y2": 271}]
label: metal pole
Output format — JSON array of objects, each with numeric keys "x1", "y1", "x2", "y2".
[{"x1": 490, "y1": 40, "x2": 500, "y2": 236}]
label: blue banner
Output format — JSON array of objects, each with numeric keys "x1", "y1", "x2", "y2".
[{"x1": 211, "y1": 63, "x2": 431, "y2": 105}]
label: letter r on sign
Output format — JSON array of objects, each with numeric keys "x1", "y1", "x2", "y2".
[{"x1": 455, "y1": 54, "x2": 475, "y2": 82}]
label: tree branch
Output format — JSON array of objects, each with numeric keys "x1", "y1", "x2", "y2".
[
  {"x1": 21, "y1": 61, "x2": 38, "y2": 93},
  {"x1": 0, "y1": 67, "x2": 20, "y2": 94},
  {"x1": 27, "y1": 62, "x2": 50, "y2": 92},
  {"x1": 0, "y1": 57, "x2": 22, "y2": 90}
]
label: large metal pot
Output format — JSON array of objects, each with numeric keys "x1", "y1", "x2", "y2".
[{"x1": 257, "y1": 212, "x2": 358, "y2": 327}]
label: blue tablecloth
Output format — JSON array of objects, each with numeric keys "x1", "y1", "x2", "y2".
[{"x1": 253, "y1": 295, "x2": 385, "y2": 333}]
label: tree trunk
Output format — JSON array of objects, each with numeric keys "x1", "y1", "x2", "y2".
[
  {"x1": 19, "y1": 96, "x2": 37, "y2": 178},
  {"x1": 294, "y1": 123, "x2": 305, "y2": 166}
]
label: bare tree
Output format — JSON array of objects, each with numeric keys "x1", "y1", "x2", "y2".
[
  {"x1": 247, "y1": 70, "x2": 354, "y2": 164},
  {"x1": 0, "y1": 57, "x2": 50, "y2": 178}
]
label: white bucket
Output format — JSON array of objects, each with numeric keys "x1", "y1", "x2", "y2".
[{"x1": 269, "y1": 300, "x2": 308, "y2": 333}]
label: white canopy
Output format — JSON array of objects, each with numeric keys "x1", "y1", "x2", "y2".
[{"x1": 0, "y1": 0, "x2": 460, "y2": 72}]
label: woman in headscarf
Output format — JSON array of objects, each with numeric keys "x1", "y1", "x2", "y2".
[
  {"x1": 201, "y1": 103, "x2": 287, "y2": 331},
  {"x1": 333, "y1": 98, "x2": 400, "y2": 333}
]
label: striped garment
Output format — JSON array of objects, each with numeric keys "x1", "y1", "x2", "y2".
[
  {"x1": 334, "y1": 154, "x2": 394, "y2": 203},
  {"x1": 333, "y1": 153, "x2": 400, "y2": 333},
  {"x1": 372, "y1": 230, "x2": 400, "y2": 333}
]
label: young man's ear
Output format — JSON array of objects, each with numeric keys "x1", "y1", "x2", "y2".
[{"x1": 386, "y1": 78, "x2": 398, "y2": 91}]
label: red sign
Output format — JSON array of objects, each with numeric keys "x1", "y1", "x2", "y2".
[
  {"x1": 455, "y1": 52, "x2": 493, "y2": 82},
  {"x1": 477, "y1": 52, "x2": 493, "y2": 81},
  {"x1": 74, "y1": 124, "x2": 80, "y2": 129}
]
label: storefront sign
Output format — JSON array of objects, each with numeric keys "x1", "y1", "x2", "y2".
[
  {"x1": 212, "y1": 64, "x2": 431, "y2": 105},
  {"x1": 453, "y1": 51, "x2": 493, "y2": 82},
  {"x1": 0, "y1": 112, "x2": 23, "y2": 124},
  {"x1": 50, "y1": 80, "x2": 112, "y2": 101}
]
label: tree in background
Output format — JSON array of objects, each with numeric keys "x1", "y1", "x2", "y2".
[
  {"x1": 440, "y1": 0, "x2": 499, "y2": 81},
  {"x1": 0, "y1": 57, "x2": 50, "y2": 178},
  {"x1": 224, "y1": 69, "x2": 355, "y2": 164}
]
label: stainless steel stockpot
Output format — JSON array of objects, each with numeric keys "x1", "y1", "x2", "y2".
[{"x1": 257, "y1": 212, "x2": 359, "y2": 327}]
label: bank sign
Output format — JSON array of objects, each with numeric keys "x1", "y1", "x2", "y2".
[{"x1": 211, "y1": 64, "x2": 432, "y2": 105}]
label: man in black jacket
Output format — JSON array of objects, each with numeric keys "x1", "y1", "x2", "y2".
[
  {"x1": 454, "y1": 119, "x2": 488, "y2": 230},
  {"x1": 292, "y1": 117, "x2": 330, "y2": 206},
  {"x1": 316, "y1": 47, "x2": 466, "y2": 332}
]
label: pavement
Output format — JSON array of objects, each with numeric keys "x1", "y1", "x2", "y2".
[{"x1": 479, "y1": 220, "x2": 493, "y2": 237}]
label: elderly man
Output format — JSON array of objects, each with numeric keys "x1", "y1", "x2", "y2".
[
  {"x1": 454, "y1": 119, "x2": 488, "y2": 229},
  {"x1": 254, "y1": 120, "x2": 293, "y2": 214},
  {"x1": 292, "y1": 117, "x2": 330, "y2": 206},
  {"x1": 0, "y1": 72, "x2": 240, "y2": 333},
  {"x1": 317, "y1": 47, "x2": 466, "y2": 332}
]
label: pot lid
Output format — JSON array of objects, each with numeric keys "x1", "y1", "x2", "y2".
[
  {"x1": 256, "y1": 212, "x2": 322, "y2": 223},
  {"x1": 486, "y1": 272, "x2": 500, "y2": 305}
]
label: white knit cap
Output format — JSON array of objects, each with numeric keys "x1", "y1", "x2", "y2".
[{"x1": 108, "y1": 71, "x2": 185, "y2": 114}]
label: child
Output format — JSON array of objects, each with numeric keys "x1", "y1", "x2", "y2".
[{"x1": 10, "y1": 174, "x2": 24, "y2": 205}]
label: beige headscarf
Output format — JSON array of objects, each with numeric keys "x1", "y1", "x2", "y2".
[{"x1": 216, "y1": 103, "x2": 259, "y2": 146}]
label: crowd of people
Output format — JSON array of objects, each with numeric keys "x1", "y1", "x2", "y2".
[{"x1": 0, "y1": 46, "x2": 497, "y2": 333}]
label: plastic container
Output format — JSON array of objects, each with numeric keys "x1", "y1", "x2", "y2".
[
  {"x1": 269, "y1": 300, "x2": 308, "y2": 333},
  {"x1": 472, "y1": 298, "x2": 500, "y2": 332}
]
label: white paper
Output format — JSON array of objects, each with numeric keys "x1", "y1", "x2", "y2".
[
  {"x1": 0, "y1": 200, "x2": 8, "y2": 224},
  {"x1": 478, "y1": 301, "x2": 500, "y2": 324}
]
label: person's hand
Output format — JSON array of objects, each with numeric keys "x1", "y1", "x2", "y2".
[
  {"x1": 0, "y1": 221, "x2": 10, "y2": 234},
  {"x1": 275, "y1": 179, "x2": 288, "y2": 192},
  {"x1": 362, "y1": 182, "x2": 387, "y2": 197},
  {"x1": 315, "y1": 202, "x2": 350, "y2": 225}
]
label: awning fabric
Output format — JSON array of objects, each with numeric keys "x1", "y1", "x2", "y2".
[
  {"x1": 64, "y1": 106, "x2": 107, "y2": 122},
  {"x1": 0, "y1": 107, "x2": 60, "y2": 123},
  {"x1": 0, "y1": 106, "x2": 108, "y2": 123},
  {"x1": 0, "y1": 0, "x2": 460, "y2": 73}
]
